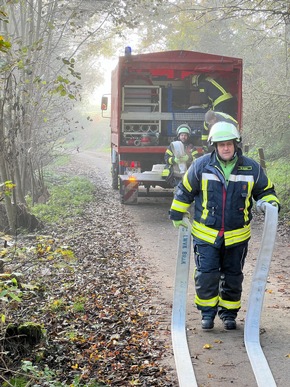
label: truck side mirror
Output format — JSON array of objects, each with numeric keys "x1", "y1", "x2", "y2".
[{"x1": 101, "y1": 96, "x2": 108, "y2": 111}]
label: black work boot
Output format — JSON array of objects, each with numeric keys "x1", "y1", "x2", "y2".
[
  {"x1": 223, "y1": 317, "x2": 236, "y2": 330},
  {"x1": 218, "y1": 306, "x2": 238, "y2": 330},
  {"x1": 201, "y1": 317, "x2": 214, "y2": 330}
]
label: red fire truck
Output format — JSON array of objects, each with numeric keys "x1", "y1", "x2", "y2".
[{"x1": 102, "y1": 49, "x2": 242, "y2": 203}]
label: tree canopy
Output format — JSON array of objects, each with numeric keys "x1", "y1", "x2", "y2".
[{"x1": 0, "y1": 0, "x2": 161, "y2": 232}]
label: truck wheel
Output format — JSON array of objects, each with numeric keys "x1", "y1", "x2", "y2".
[{"x1": 112, "y1": 163, "x2": 119, "y2": 190}]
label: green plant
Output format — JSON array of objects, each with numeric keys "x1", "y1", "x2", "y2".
[
  {"x1": 30, "y1": 175, "x2": 95, "y2": 224},
  {"x1": 0, "y1": 274, "x2": 22, "y2": 325},
  {"x1": 0, "y1": 180, "x2": 16, "y2": 201},
  {"x1": 0, "y1": 276, "x2": 22, "y2": 303},
  {"x1": 266, "y1": 157, "x2": 290, "y2": 219},
  {"x1": 52, "y1": 154, "x2": 71, "y2": 167},
  {"x1": 243, "y1": 149, "x2": 290, "y2": 219},
  {"x1": 2, "y1": 361, "x2": 109, "y2": 386},
  {"x1": 73, "y1": 301, "x2": 85, "y2": 313},
  {"x1": 49, "y1": 298, "x2": 66, "y2": 311},
  {"x1": 2, "y1": 375, "x2": 28, "y2": 387}
]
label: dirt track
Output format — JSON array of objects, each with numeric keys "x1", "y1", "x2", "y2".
[{"x1": 77, "y1": 150, "x2": 290, "y2": 387}]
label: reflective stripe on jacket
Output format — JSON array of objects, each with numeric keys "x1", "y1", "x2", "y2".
[
  {"x1": 198, "y1": 77, "x2": 233, "y2": 109},
  {"x1": 170, "y1": 149, "x2": 280, "y2": 247}
]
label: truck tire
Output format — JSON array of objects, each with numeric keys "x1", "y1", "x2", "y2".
[{"x1": 112, "y1": 163, "x2": 119, "y2": 190}]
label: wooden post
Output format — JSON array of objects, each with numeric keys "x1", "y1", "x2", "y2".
[{"x1": 258, "y1": 148, "x2": 267, "y2": 173}]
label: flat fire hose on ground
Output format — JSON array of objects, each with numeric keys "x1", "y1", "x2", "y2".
[
  {"x1": 244, "y1": 202, "x2": 279, "y2": 387},
  {"x1": 171, "y1": 217, "x2": 198, "y2": 387}
]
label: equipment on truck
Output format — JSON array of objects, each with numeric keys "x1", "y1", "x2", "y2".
[{"x1": 101, "y1": 50, "x2": 243, "y2": 203}]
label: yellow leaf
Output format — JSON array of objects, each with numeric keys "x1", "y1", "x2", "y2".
[
  {"x1": 285, "y1": 354, "x2": 290, "y2": 358},
  {"x1": 71, "y1": 363, "x2": 78, "y2": 369},
  {"x1": 129, "y1": 379, "x2": 141, "y2": 386},
  {"x1": 203, "y1": 343, "x2": 213, "y2": 349},
  {"x1": 0, "y1": 249, "x2": 7, "y2": 257}
]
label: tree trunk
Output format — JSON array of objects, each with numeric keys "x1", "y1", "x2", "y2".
[{"x1": 0, "y1": 155, "x2": 17, "y2": 234}]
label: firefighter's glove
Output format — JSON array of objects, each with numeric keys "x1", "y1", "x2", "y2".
[
  {"x1": 161, "y1": 168, "x2": 170, "y2": 178},
  {"x1": 191, "y1": 150, "x2": 199, "y2": 159},
  {"x1": 256, "y1": 200, "x2": 266, "y2": 214},
  {"x1": 172, "y1": 219, "x2": 189, "y2": 228},
  {"x1": 179, "y1": 154, "x2": 189, "y2": 162}
]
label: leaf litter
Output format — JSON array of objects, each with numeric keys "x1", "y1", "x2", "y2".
[{"x1": 1, "y1": 161, "x2": 176, "y2": 386}]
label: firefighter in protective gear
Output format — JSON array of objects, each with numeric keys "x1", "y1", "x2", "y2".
[
  {"x1": 192, "y1": 74, "x2": 237, "y2": 117},
  {"x1": 201, "y1": 110, "x2": 239, "y2": 150},
  {"x1": 169, "y1": 122, "x2": 280, "y2": 330},
  {"x1": 162, "y1": 124, "x2": 201, "y2": 187}
]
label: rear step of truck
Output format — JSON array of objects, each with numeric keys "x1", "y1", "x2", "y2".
[{"x1": 119, "y1": 165, "x2": 173, "y2": 204}]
